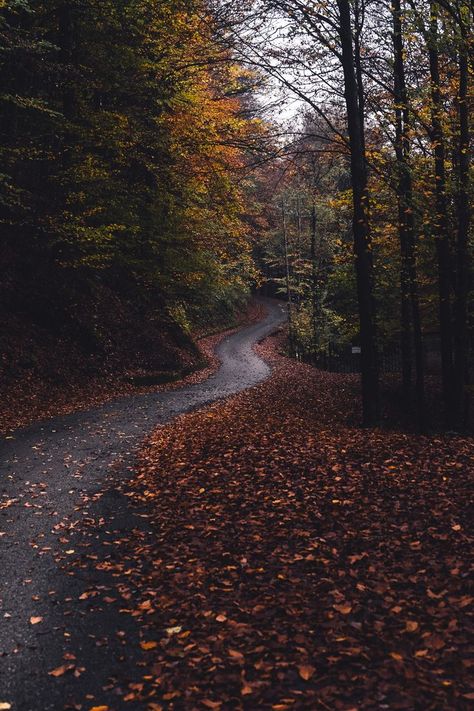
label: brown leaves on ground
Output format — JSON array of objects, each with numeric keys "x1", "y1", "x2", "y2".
[
  {"x1": 48, "y1": 664, "x2": 75, "y2": 677},
  {"x1": 0, "y1": 301, "x2": 266, "y2": 434},
  {"x1": 117, "y1": 333, "x2": 473, "y2": 710}
]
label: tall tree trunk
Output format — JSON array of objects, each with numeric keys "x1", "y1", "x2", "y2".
[
  {"x1": 296, "y1": 194, "x2": 303, "y2": 305},
  {"x1": 353, "y1": 0, "x2": 366, "y2": 155},
  {"x1": 58, "y1": 3, "x2": 76, "y2": 120},
  {"x1": 282, "y1": 201, "x2": 294, "y2": 354},
  {"x1": 310, "y1": 199, "x2": 319, "y2": 351},
  {"x1": 453, "y1": 8, "x2": 471, "y2": 429},
  {"x1": 428, "y1": 1, "x2": 455, "y2": 426},
  {"x1": 392, "y1": 0, "x2": 426, "y2": 430},
  {"x1": 337, "y1": 0, "x2": 380, "y2": 426}
]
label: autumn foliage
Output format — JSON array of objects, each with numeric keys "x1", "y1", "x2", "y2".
[{"x1": 0, "y1": 0, "x2": 265, "y2": 404}]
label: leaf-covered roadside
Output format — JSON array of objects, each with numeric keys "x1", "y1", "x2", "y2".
[
  {"x1": 0, "y1": 302, "x2": 265, "y2": 435},
  {"x1": 124, "y1": 334, "x2": 473, "y2": 710}
]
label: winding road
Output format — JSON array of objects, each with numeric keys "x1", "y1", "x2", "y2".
[{"x1": 0, "y1": 298, "x2": 286, "y2": 710}]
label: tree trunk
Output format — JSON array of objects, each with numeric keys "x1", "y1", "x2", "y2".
[
  {"x1": 58, "y1": 3, "x2": 76, "y2": 120},
  {"x1": 392, "y1": 0, "x2": 426, "y2": 430},
  {"x1": 310, "y1": 200, "x2": 319, "y2": 350},
  {"x1": 353, "y1": 0, "x2": 366, "y2": 155},
  {"x1": 337, "y1": 0, "x2": 380, "y2": 426},
  {"x1": 282, "y1": 201, "x2": 294, "y2": 354},
  {"x1": 428, "y1": 1, "x2": 455, "y2": 426},
  {"x1": 453, "y1": 12, "x2": 471, "y2": 429},
  {"x1": 296, "y1": 194, "x2": 303, "y2": 305}
]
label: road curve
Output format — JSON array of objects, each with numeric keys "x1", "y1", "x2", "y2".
[{"x1": 0, "y1": 297, "x2": 286, "y2": 710}]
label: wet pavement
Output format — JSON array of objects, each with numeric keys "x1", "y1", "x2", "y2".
[{"x1": 0, "y1": 298, "x2": 286, "y2": 710}]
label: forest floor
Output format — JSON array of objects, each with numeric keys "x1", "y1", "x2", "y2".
[
  {"x1": 107, "y1": 333, "x2": 472, "y2": 710},
  {"x1": 1, "y1": 311, "x2": 472, "y2": 710}
]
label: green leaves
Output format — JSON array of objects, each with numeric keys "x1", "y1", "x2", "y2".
[{"x1": 0, "y1": 0, "x2": 259, "y2": 320}]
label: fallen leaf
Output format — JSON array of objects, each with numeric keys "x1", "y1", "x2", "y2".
[
  {"x1": 166, "y1": 626, "x2": 182, "y2": 635},
  {"x1": 390, "y1": 653, "x2": 403, "y2": 661},
  {"x1": 140, "y1": 641, "x2": 158, "y2": 650},
  {"x1": 228, "y1": 649, "x2": 244, "y2": 662},
  {"x1": 415, "y1": 649, "x2": 428, "y2": 657},
  {"x1": 29, "y1": 616, "x2": 43, "y2": 625},
  {"x1": 48, "y1": 664, "x2": 75, "y2": 677},
  {"x1": 298, "y1": 665, "x2": 316, "y2": 681}
]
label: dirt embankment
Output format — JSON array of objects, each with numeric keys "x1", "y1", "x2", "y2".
[{"x1": 0, "y1": 247, "x2": 265, "y2": 433}]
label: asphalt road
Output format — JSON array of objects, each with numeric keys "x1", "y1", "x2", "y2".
[{"x1": 0, "y1": 298, "x2": 286, "y2": 711}]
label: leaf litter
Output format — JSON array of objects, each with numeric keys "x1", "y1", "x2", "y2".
[{"x1": 44, "y1": 333, "x2": 473, "y2": 709}]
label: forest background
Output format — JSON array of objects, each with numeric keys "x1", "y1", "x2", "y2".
[{"x1": 0, "y1": 0, "x2": 472, "y2": 431}]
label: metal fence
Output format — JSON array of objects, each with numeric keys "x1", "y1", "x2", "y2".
[{"x1": 295, "y1": 340, "x2": 442, "y2": 375}]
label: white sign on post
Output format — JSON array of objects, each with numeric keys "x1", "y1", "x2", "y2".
[{"x1": 351, "y1": 346, "x2": 361, "y2": 354}]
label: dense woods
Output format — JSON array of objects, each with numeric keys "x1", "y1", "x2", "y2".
[
  {"x1": 221, "y1": 0, "x2": 473, "y2": 431},
  {"x1": 0, "y1": 0, "x2": 472, "y2": 428},
  {"x1": 0, "y1": 0, "x2": 266, "y2": 399}
]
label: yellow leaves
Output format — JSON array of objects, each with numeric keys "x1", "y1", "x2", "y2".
[
  {"x1": 0, "y1": 704, "x2": 12, "y2": 710},
  {"x1": 166, "y1": 626, "x2": 183, "y2": 635},
  {"x1": 298, "y1": 665, "x2": 316, "y2": 681}
]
